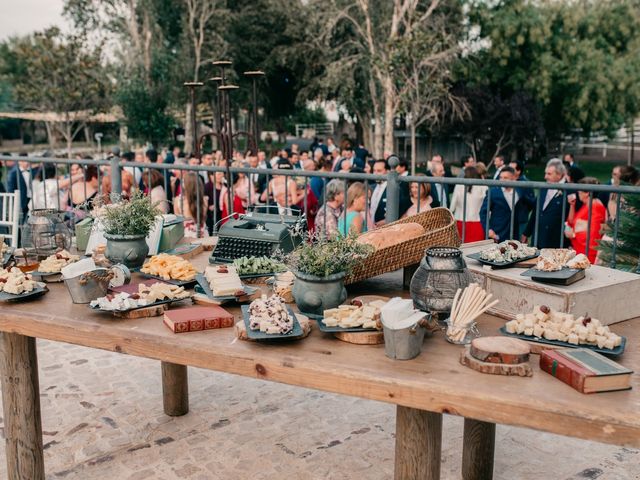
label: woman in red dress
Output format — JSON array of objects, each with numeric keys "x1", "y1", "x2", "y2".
[{"x1": 565, "y1": 177, "x2": 607, "y2": 263}]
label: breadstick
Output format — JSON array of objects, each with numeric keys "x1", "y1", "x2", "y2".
[
  {"x1": 457, "y1": 285, "x2": 481, "y2": 325},
  {"x1": 467, "y1": 299, "x2": 500, "y2": 323}
]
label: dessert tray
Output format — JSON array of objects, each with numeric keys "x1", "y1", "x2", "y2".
[{"x1": 241, "y1": 304, "x2": 304, "y2": 340}]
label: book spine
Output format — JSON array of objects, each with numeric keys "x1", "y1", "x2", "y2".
[{"x1": 539, "y1": 350, "x2": 591, "y2": 393}]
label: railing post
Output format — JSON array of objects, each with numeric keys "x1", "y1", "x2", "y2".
[
  {"x1": 386, "y1": 170, "x2": 400, "y2": 224},
  {"x1": 110, "y1": 147, "x2": 122, "y2": 195}
]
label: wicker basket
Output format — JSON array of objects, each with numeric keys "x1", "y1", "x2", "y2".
[{"x1": 345, "y1": 208, "x2": 460, "y2": 285}]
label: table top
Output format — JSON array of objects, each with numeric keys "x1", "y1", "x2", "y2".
[{"x1": 0, "y1": 253, "x2": 638, "y2": 448}]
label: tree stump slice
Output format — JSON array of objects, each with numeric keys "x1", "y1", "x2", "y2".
[
  {"x1": 333, "y1": 330, "x2": 384, "y2": 345},
  {"x1": 470, "y1": 336, "x2": 530, "y2": 365},
  {"x1": 460, "y1": 347, "x2": 533, "y2": 377}
]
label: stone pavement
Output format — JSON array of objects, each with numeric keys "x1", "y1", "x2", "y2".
[{"x1": 0, "y1": 339, "x2": 638, "y2": 480}]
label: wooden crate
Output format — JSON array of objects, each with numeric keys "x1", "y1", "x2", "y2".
[{"x1": 461, "y1": 241, "x2": 640, "y2": 325}]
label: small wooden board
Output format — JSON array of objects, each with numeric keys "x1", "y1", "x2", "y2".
[
  {"x1": 114, "y1": 304, "x2": 167, "y2": 319},
  {"x1": 470, "y1": 336, "x2": 530, "y2": 365},
  {"x1": 334, "y1": 330, "x2": 384, "y2": 345},
  {"x1": 460, "y1": 348, "x2": 533, "y2": 377}
]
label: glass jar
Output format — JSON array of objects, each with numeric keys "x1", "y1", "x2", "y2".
[{"x1": 444, "y1": 318, "x2": 480, "y2": 345}]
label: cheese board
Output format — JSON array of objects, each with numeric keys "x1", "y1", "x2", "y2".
[
  {"x1": 30, "y1": 270, "x2": 64, "y2": 283},
  {"x1": 0, "y1": 284, "x2": 49, "y2": 302},
  {"x1": 195, "y1": 273, "x2": 257, "y2": 302},
  {"x1": 467, "y1": 251, "x2": 539, "y2": 269},
  {"x1": 241, "y1": 304, "x2": 304, "y2": 341},
  {"x1": 139, "y1": 272, "x2": 198, "y2": 288},
  {"x1": 499, "y1": 327, "x2": 626, "y2": 357}
]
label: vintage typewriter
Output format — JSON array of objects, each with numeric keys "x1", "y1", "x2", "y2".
[{"x1": 209, "y1": 211, "x2": 305, "y2": 263}]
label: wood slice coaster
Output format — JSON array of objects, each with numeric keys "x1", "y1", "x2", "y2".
[
  {"x1": 333, "y1": 330, "x2": 384, "y2": 345},
  {"x1": 460, "y1": 348, "x2": 532, "y2": 377},
  {"x1": 114, "y1": 304, "x2": 167, "y2": 319},
  {"x1": 470, "y1": 336, "x2": 530, "y2": 365}
]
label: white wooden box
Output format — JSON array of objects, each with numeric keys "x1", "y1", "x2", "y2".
[{"x1": 461, "y1": 241, "x2": 640, "y2": 325}]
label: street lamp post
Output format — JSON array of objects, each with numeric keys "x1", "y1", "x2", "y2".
[
  {"x1": 243, "y1": 71, "x2": 265, "y2": 153},
  {"x1": 183, "y1": 81, "x2": 204, "y2": 157}
]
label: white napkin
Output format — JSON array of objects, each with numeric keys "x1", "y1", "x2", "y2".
[
  {"x1": 381, "y1": 297, "x2": 425, "y2": 330},
  {"x1": 61, "y1": 258, "x2": 97, "y2": 280}
]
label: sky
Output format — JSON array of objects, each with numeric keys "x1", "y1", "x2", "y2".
[{"x1": 0, "y1": 0, "x2": 68, "y2": 40}]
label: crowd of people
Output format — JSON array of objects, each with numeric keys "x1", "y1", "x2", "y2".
[{"x1": 2, "y1": 141, "x2": 639, "y2": 261}]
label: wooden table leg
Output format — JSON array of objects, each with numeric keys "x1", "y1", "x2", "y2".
[
  {"x1": 161, "y1": 361, "x2": 189, "y2": 416},
  {"x1": 394, "y1": 406, "x2": 442, "y2": 480},
  {"x1": 0, "y1": 333, "x2": 45, "y2": 480},
  {"x1": 462, "y1": 418, "x2": 496, "y2": 480}
]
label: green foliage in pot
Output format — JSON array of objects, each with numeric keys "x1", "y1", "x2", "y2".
[
  {"x1": 283, "y1": 233, "x2": 373, "y2": 278},
  {"x1": 98, "y1": 191, "x2": 160, "y2": 237}
]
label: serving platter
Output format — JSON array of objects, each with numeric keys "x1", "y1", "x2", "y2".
[
  {"x1": 241, "y1": 304, "x2": 304, "y2": 341},
  {"x1": 30, "y1": 270, "x2": 64, "y2": 283},
  {"x1": 2, "y1": 247, "x2": 14, "y2": 267},
  {"x1": 520, "y1": 267, "x2": 586, "y2": 286},
  {"x1": 467, "y1": 251, "x2": 539, "y2": 269},
  {"x1": 195, "y1": 273, "x2": 257, "y2": 301},
  {"x1": 499, "y1": 326, "x2": 626, "y2": 357},
  {"x1": 138, "y1": 272, "x2": 198, "y2": 288},
  {"x1": 0, "y1": 284, "x2": 49, "y2": 302}
]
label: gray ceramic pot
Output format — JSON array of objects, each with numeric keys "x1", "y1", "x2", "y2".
[
  {"x1": 104, "y1": 233, "x2": 149, "y2": 269},
  {"x1": 292, "y1": 270, "x2": 347, "y2": 319}
]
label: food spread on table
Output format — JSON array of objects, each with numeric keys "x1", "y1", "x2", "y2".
[
  {"x1": 38, "y1": 250, "x2": 80, "y2": 273},
  {"x1": 233, "y1": 256, "x2": 286, "y2": 276},
  {"x1": 0, "y1": 267, "x2": 37, "y2": 294},
  {"x1": 504, "y1": 305, "x2": 622, "y2": 350},
  {"x1": 322, "y1": 299, "x2": 385, "y2": 329},
  {"x1": 90, "y1": 282, "x2": 191, "y2": 311},
  {"x1": 534, "y1": 249, "x2": 590, "y2": 271},
  {"x1": 204, "y1": 264, "x2": 244, "y2": 297},
  {"x1": 248, "y1": 294, "x2": 294, "y2": 334},
  {"x1": 141, "y1": 254, "x2": 197, "y2": 281},
  {"x1": 479, "y1": 240, "x2": 537, "y2": 263}
]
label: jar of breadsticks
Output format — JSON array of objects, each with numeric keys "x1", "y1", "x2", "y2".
[
  {"x1": 271, "y1": 271, "x2": 295, "y2": 303},
  {"x1": 444, "y1": 283, "x2": 498, "y2": 345}
]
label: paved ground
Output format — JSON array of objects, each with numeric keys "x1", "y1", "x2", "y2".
[{"x1": 0, "y1": 339, "x2": 638, "y2": 480}]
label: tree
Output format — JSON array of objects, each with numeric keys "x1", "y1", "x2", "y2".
[
  {"x1": 392, "y1": 15, "x2": 468, "y2": 173},
  {"x1": 0, "y1": 28, "x2": 111, "y2": 157},
  {"x1": 305, "y1": 0, "x2": 464, "y2": 158},
  {"x1": 469, "y1": 0, "x2": 640, "y2": 140}
]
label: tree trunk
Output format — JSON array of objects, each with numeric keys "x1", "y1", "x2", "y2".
[
  {"x1": 66, "y1": 122, "x2": 73, "y2": 159},
  {"x1": 43, "y1": 122, "x2": 56, "y2": 151},
  {"x1": 383, "y1": 75, "x2": 396, "y2": 155},
  {"x1": 184, "y1": 101, "x2": 193, "y2": 155},
  {"x1": 410, "y1": 123, "x2": 417, "y2": 175}
]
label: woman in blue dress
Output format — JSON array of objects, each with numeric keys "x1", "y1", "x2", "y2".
[{"x1": 338, "y1": 182, "x2": 369, "y2": 235}]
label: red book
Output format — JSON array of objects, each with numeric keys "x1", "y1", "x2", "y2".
[
  {"x1": 540, "y1": 348, "x2": 632, "y2": 394},
  {"x1": 163, "y1": 306, "x2": 234, "y2": 333}
]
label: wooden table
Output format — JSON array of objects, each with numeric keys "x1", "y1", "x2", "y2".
[{"x1": 0, "y1": 263, "x2": 638, "y2": 480}]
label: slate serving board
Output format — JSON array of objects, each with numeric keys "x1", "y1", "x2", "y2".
[{"x1": 241, "y1": 304, "x2": 304, "y2": 340}]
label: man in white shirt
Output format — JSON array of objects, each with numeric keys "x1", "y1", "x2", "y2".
[
  {"x1": 480, "y1": 166, "x2": 523, "y2": 241},
  {"x1": 492, "y1": 155, "x2": 506, "y2": 180}
]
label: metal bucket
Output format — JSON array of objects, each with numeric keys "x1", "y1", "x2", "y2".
[
  {"x1": 383, "y1": 316, "x2": 431, "y2": 360},
  {"x1": 64, "y1": 269, "x2": 112, "y2": 304}
]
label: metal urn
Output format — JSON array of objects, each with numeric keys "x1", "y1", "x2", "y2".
[
  {"x1": 21, "y1": 209, "x2": 72, "y2": 258},
  {"x1": 409, "y1": 247, "x2": 472, "y2": 319}
]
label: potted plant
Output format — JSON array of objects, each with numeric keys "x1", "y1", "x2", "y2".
[
  {"x1": 95, "y1": 192, "x2": 160, "y2": 268},
  {"x1": 284, "y1": 233, "x2": 373, "y2": 319}
]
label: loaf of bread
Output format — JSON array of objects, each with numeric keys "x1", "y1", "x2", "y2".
[{"x1": 356, "y1": 222, "x2": 425, "y2": 250}]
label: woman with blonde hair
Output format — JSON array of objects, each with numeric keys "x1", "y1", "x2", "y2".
[{"x1": 338, "y1": 181, "x2": 368, "y2": 235}]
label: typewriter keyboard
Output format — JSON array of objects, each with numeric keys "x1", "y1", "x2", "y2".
[{"x1": 211, "y1": 237, "x2": 275, "y2": 262}]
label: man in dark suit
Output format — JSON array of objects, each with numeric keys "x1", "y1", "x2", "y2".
[
  {"x1": 480, "y1": 166, "x2": 528, "y2": 241},
  {"x1": 522, "y1": 158, "x2": 569, "y2": 248},
  {"x1": 492, "y1": 154, "x2": 506, "y2": 180},
  {"x1": 369, "y1": 159, "x2": 411, "y2": 226},
  {"x1": 7, "y1": 158, "x2": 34, "y2": 220},
  {"x1": 510, "y1": 160, "x2": 536, "y2": 237}
]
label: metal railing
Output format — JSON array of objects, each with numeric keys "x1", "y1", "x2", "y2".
[{"x1": 1, "y1": 153, "x2": 638, "y2": 271}]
